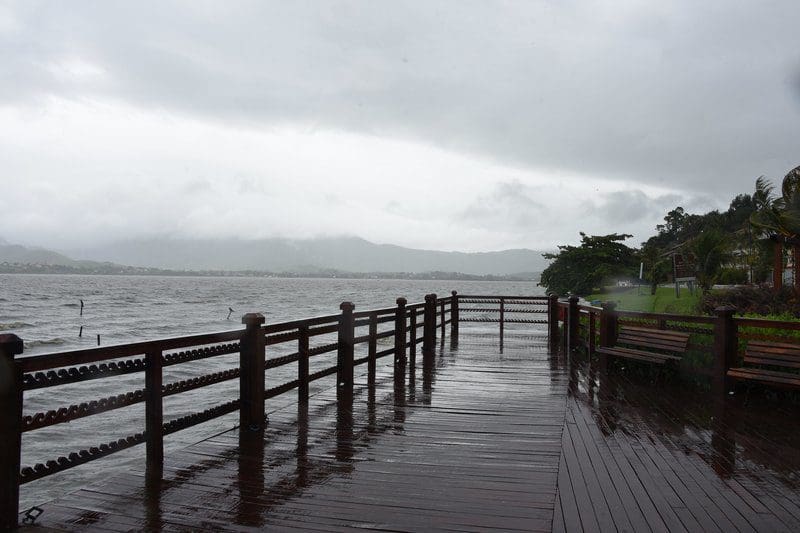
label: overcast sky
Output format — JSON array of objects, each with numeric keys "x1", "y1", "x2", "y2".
[{"x1": 2, "y1": 1, "x2": 799, "y2": 252}]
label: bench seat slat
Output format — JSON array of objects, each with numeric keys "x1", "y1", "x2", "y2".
[
  {"x1": 620, "y1": 326, "x2": 691, "y2": 342},
  {"x1": 745, "y1": 349, "x2": 800, "y2": 361},
  {"x1": 596, "y1": 346, "x2": 676, "y2": 364},
  {"x1": 610, "y1": 346, "x2": 682, "y2": 361},
  {"x1": 743, "y1": 356, "x2": 800, "y2": 369},
  {"x1": 747, "y1": 340, "x2": 800, "y2": 352},
  {"x1": 727, "y1": 367, "x2": 800, "y2": 387},
  {"x1": 600, "y1": 326, "x2": 687, "y2": 366},
  {"x1": 617, "y1": 336, "x2": 688, "y2": 352}
]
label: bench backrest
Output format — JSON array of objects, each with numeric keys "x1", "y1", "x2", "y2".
[
  {"x1": 744, "y1": 341, "x2": 800, "y2": 370},
  {"x1": 617, "y1": 325, "x2": 690, "y2": 353}
]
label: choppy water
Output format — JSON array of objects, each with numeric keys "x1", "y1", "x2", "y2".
[{"x1": 0, "y1": 274, "x2": 542, "y2": 508}]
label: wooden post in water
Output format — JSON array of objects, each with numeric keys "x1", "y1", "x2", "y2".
[
  {"x1": 422, "y1": 293, "x2": 437, "y2": 359},
  {"x1": 337, "y1": 302, "x2": 355, "y2": 392},
  {"x1": 0, "y1": 334, "x2": 23, "y2": 530},
  {"x1": 144, "y1": 349, "x2": 164, "y2": 478},
  {"x1": 568, "y1": 296, "x2": 580, "y2": 351},
  {"x1": 298, "y1": 326, "x2": 309, "y2": 401},
  {"x1": 240, "y1": 313, "x2": 266, "y2": 432},
  {"x1": 548, "y1": 294, "x2": 559, "y2": 345},
  {"x1": 368, "y1": 313, "x2": 377, "y2": 386},
  {"x1": 713, "y1": 306, "x2": 737, "y2": 396},
  {"x1": 450, "y1": 291, "x2": 459, "y2": 341},
  {"x1": 395, "y1": 298, "x2": 408, "y2": 369}
]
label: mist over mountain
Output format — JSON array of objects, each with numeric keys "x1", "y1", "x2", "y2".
[{"x1": 65, "y1": 237, "x2": 548, "y2": 276}]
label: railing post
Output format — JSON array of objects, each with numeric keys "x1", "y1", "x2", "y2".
[
  {"x1": 713, "y1": 306, "x2": 737, "y2": 396},
  {"x1": 422, "y1": 293, "x2": 437, "y2": 358},
  {"x1": 144, "y1": 349, "x2": 164, "y2": 478},
  {"x1": 298, "y1": 326, "x2": 309, "y2": 401},
  {"x1": 599, "y1": 302, "x2": 618, "y2": 349},
  {"x1": 588, "y1": 311, "x2": 596, "y2": 355},
  {"x1": 568, "y1": 296, "x2": 580, "y2": 350},
  {"x1": 395, "y1": 298, "x2": 408, "y2": 368},
  {"x1": 240, "y1": 313, "x2": 266, "y2": 432},
  {"x1": 440, "y1": 299, "x2": 446, "y2": 343},
  {"x1": 368, "y1": 312, "x2": 377, "y2": 385},
  {"x1": 499, "y1": 297, "x2": 505, "y2": 339},
  {"x1": 548, "y1": 294, "x2": 559, "y2": 344},
  {"x1": 450, "y1": 291, "x2": 459, "y2": 340},
  {"x1": 0, "y1": 334, "x2": 23, "y2": 530},
  {"x1": 408, "y1": 308, "x2": 417, "y2": 366},
  {"x1": 337, "y1": 302, "x2": 355, "y2": 391}
]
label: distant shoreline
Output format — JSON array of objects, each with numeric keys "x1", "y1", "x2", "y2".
[{"x1": 0, "y1": 263, "x2": 539, "y2": 282}]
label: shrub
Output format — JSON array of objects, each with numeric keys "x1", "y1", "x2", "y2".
[
  {"x1": 717, "y1": 268, "x2": 748, "y2": 285},
  {"x1": 701, "y1": 285, "x2": 800, "y2": 317}
]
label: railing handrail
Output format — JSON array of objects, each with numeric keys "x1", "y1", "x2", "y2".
[
  {"x1": 457, "y1": 294, "x2": 548, "y2": 300},
  {"x1": 17, "y1": 329, "x2": 244, "y2": 372}
]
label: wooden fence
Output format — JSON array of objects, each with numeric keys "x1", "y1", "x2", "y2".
[{"x1": 0, "y1": 291, "x2": 551, "y2": 528}]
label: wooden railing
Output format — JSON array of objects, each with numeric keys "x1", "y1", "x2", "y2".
[
  {"x1": 454, "y1": 295, "x2": 549, "y2": 338},
  {"x1": 0, "y1": 291, "x2": 552, "y2": 528}
]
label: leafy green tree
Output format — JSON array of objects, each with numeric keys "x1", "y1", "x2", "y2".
[
  {"x1": 539, "y1": 233, "x2": 638, "y2": 296},
  {"x1": 689, "y1": 229, "x2": 731, "y2": 292}
]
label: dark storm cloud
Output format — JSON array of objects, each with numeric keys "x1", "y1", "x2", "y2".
[{"x1": 3, "y1": 1, "x2": 800, "y2": 194}]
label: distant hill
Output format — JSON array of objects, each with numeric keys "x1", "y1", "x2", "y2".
[
  {"x1": 67, "y1": 237, "x2": 549, "y2": 276},
  {"x1": 0, "y1": 243, "x2": 79, "y2": 266}
]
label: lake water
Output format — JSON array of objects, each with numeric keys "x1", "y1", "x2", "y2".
[{"x1": 0, "y1": 274, "x2": 543, "y2": 508}]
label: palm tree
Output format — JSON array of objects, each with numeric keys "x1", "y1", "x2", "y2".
[{"x1": 749, "y1": 165, "x2": 800, "y2": 287}]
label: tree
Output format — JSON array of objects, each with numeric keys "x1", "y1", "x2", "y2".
[
  {"x1": 639, "y1": 244, "x2": 669, "y2": 295},
  {"x1": 749, "y1": 166, "x2": 800, "y2": 287},
  {"x1": 539, "y1": 233, "x2": 638, "y2": 296}
]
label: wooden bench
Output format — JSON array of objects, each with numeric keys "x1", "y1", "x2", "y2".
[
  {"x1": 727, "y1": 341, "x2": 800, "y2": 388},
  {"x1": 596, "y1": 325, "x2": 690, "y2": 365}
]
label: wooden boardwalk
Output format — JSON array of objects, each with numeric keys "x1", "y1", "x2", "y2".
[
  {"x1": 24, "y1": 328, "x2": 569, "y2": 531},
  {"x1": 22, "y1": 328, "x2": 800, "y2": 532}
]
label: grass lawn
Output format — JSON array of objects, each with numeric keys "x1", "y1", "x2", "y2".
[{"x1": 586, "y1": 286, "x2": 702, "y2": 315}]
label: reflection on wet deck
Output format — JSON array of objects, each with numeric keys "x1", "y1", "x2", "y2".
[
  {"x1": 556, "y1": 356, "x2": 800, "y2": 533},
  {"x1": 25, "y1": 328, "x2": 800, "y2": 531}
]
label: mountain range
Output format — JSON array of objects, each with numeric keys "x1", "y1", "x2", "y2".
[{"x1": 0, "y1": 237, "x2": 549, "y2": 277}]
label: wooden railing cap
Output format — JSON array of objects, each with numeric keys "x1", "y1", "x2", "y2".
[
  {"x1": 714, "y1": 306, "x2": 737, "y2": 316},
  {"x1": 396, "y1": 297, "x2": 407, "y2": 306},
  {"x1": 241, "y1": 313, "x2": 265, "y2": 326},
  {"x1": 340, "y1": 301, "x2": 355, "y2": 312},
  {"x1": 0, "y1": 333, "x2": 23, "y2": 356}
]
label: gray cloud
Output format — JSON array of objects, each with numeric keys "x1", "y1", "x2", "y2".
[
  {"x1": 3, "y1": 1, "x2": 799, "y2": 193},
  {"x1": 2, "y1": 1, "x2": 799, "y2": 252},
  {"x1": 457, "y1": 180, "x2": 545, "y2": 230},
  {"x1": 582, "y1": 191, "x2": 682, "y2": 225}
]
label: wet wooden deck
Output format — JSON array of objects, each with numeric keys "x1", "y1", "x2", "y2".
[{"x1": 22, "y1": 328, "x2": 800, "y2": 532}]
